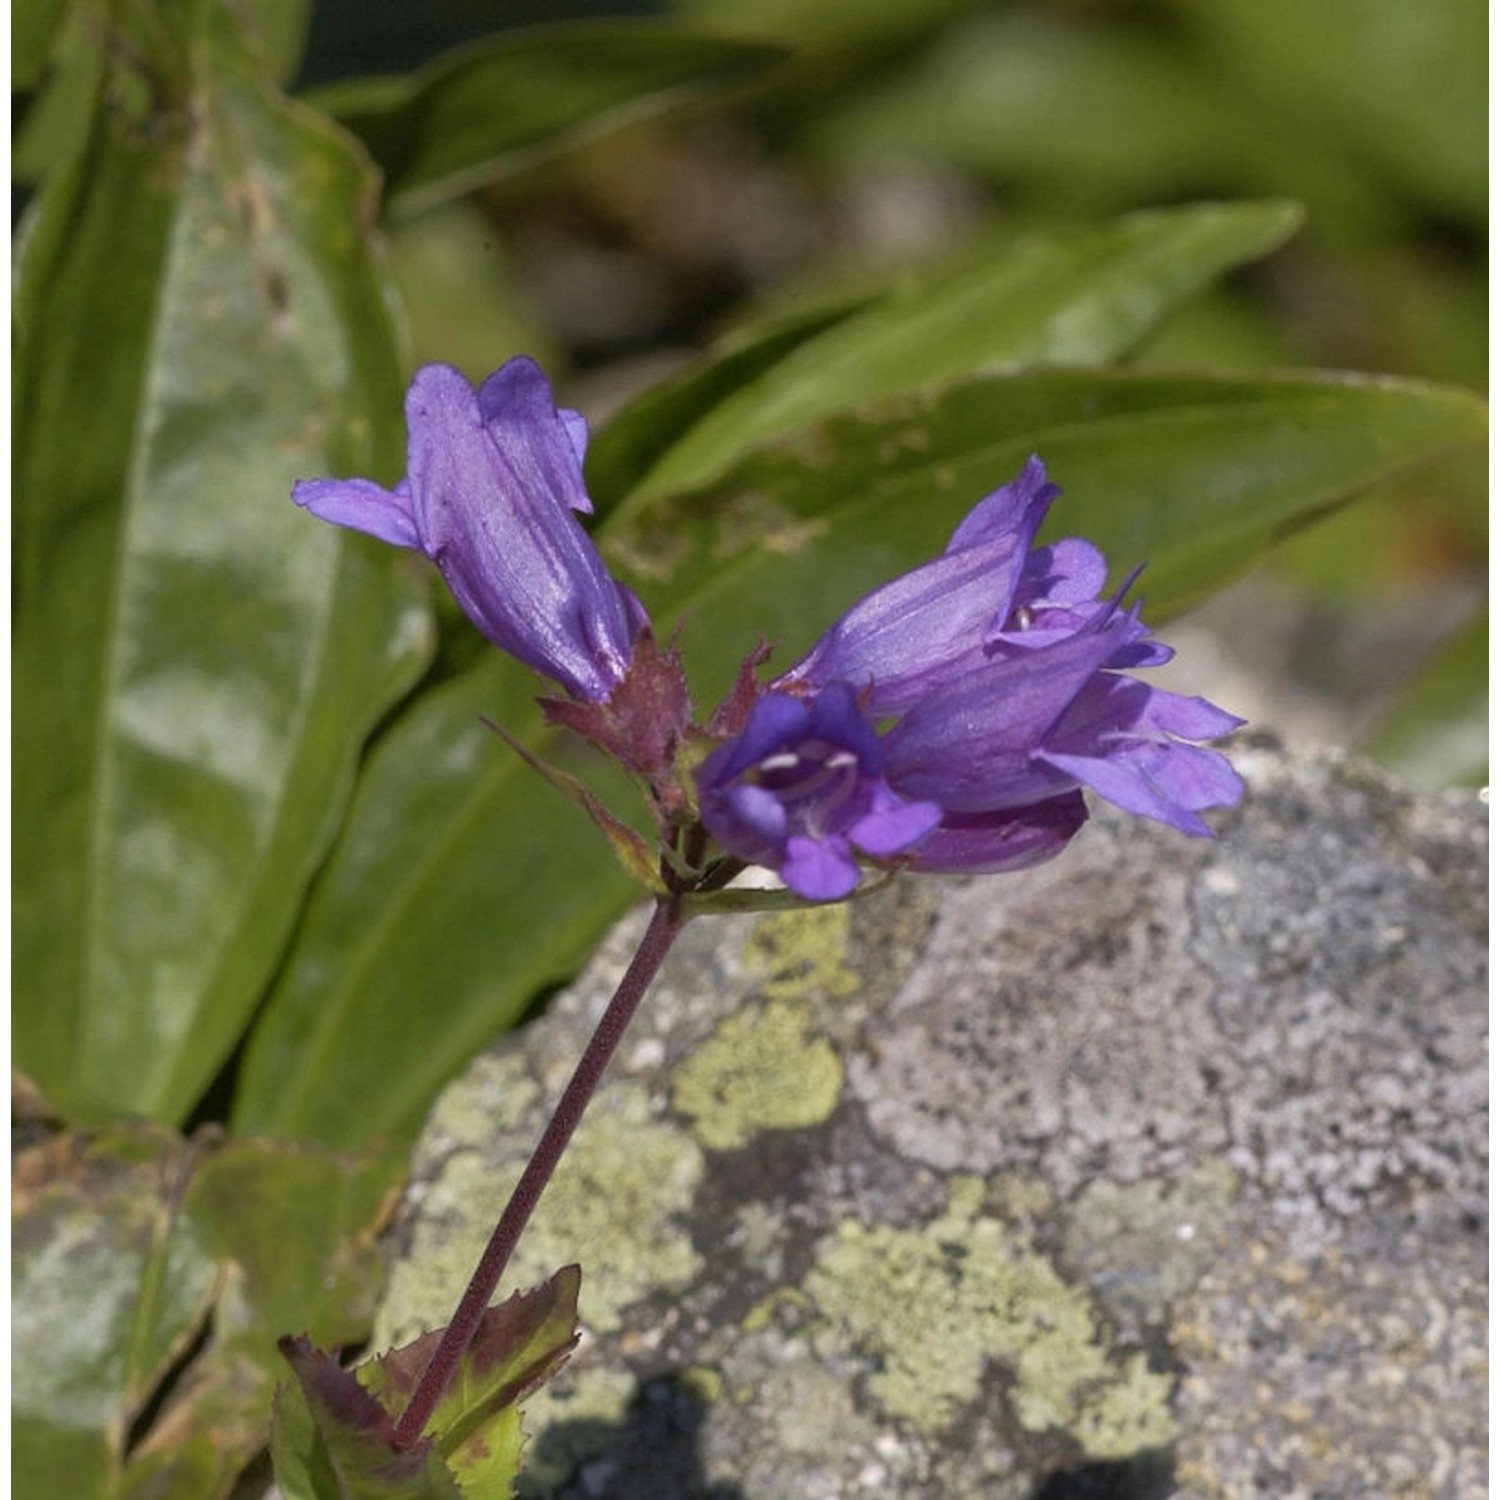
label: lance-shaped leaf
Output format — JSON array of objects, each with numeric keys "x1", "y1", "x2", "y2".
[
  {"x1": 603, "y1": 367, "x2": 1489, "y2": 703},
  {"x1": 231, "y1": 652, "x2": 640, "y2": 1148},
  {"x1": 13, "y1": 0, "x2": 433, "y2": 1126},
  {"x1": 13, "y1": 1127, "x2": 220, "y2": 1500},
  {"x1": 582, "y1": 284, "x2": 884, "y2": 516},
  {"x1": 307, "y1": 22, "x2": 788, "y2": 218},
  {"x1": 616, "y1": 199, "x2": 1304, "y2": 503}
]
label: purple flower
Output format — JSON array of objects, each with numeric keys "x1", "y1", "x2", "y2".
[
  {"x1": 696, "y1": 684, "x2": 942, "y2": 901},
  {"x1": 775, "y1": 456, "x2": 1167, "y2": 712},
  {"x1": 881, "y1": 602, "x2": 1243, "y2": 841},
  {"x1": 294, "y1": 358, "x2": 641, "y2": 702},
  {"x1": 699, "y1": 458, "x2": 1242, "y2": 893}
]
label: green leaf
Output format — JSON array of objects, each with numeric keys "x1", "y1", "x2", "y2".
[
  {"x1": 386, "y1": 202, "x2": 563, "y2": 385},
  {"x1": 1364, "y1": 609, "x2": 1488, "y2": 791},
  {"x1": 272, "y1": 1342, "x2": 463, "y2": 1500},
  {"x1": 599, "y1": 368, "x2": 1489, "y2": 702},
  {"x1": 674, "y1": 0, "x2": 972, "y2": 52},
  {"x1": 13, "y1": 1, "x2": 105, "y2": 186},
  {"x1": 808, "y1": 12, "x2": 1391, "y2": 239},
  {"x1": 13, "y1": 1123, "x2": 401, "y2": 1500},
  {"x1": 122, "y1": 1138, "x2": 397, "y2": 1500},
  {"x1": 361, "y1": 1266, "x2": 581, "y2": 1493},
  {"x1": 271, "y1": 1267, "x2": 578, "y2": 1500},
  {"x1": 583, "y1": 284, "x2": 885, "y2": 515},
  {"x1": 307, "y1": 22, "x2": 788, "y2": 218},
  {"x1": 231, "y1": 655, "x2": 639, "y2": 1149},
  {"x1": 622, "y1": 200, "x2": 1304, "y2": 503},
  {"x1": 184, "y1": 1139, "x2": 399, "y2": 1367},
  {"x1": 13, "y1": 1128, "x2": 219, "y2": 1500},
  {"x1": 1181, "y1": 0, "x2": 1486, "y2": 226},
  {"x1": 13, "y1": 0, "x2": 71, "y2": 92},
  {"x1": 13, "y1": 1, "x2": 433, "y2": 1127},
  {"x1": 244, "y1": 0, "x2": 311, "y2": 84}
]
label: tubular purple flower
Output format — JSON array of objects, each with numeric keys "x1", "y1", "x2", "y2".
[
  {"x1": 697, "y1": 684, "x2": 942, "y2": 901},
  {"x1": 700, "y1": 458, "x2": 1243, "y2": 895},
  {"x1": 293, "y1": 358, "x2": 640, "y2": 703}
]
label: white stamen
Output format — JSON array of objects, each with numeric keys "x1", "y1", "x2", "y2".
[{"x1": 758, "y1": 752, "x2": 801, "y2": 774}]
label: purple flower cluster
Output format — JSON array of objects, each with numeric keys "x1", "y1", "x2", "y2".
[{"x1": 297, "y1": 358, "x2": 1242, "y2": 903}]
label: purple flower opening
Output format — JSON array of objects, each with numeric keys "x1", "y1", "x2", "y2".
[
  {"x1": 697, "y1": 684, "x2": 941, "y2": 901},
  {"x1": 293, "y1": 357, "x2": 639, "y2": 703},
  {"x1": 700, "y1": 457, "x2": 1243, "y2": 893}
]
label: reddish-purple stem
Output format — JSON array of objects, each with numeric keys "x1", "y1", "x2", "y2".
[{"x1": 393, "y1": 894, "x2": 687, "y2": 1448}]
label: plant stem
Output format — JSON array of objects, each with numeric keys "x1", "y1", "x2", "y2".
[{"x1": 393, "y1": 894, "x2": 688, "y2": 1448}]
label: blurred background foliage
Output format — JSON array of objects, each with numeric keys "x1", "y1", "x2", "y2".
[{"x1": 12, "y1": 2, "x2": 1486, "y2": 1497}]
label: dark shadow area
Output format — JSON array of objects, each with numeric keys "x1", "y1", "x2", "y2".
[
  {"x1": 1030, "y1": 1449, "x2": 1177, "y2": 1500},
  {"x1": 519, "y1": 1372, "x2": 745, "y2": 1500}
]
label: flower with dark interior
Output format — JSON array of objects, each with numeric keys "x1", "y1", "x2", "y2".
[
  {"x1": 697, "y1": 458, "x2": 1242, "y2": 898},
  {"x1": 696, "y1": 683, "x2": 943, "y2": 902}
]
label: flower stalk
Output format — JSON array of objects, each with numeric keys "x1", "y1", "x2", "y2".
[{"x1": 392, "y1": 893, "x2": 689, "y2": 1448}]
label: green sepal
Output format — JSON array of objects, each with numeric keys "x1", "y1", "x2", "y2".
[{"x1": 481, "y1": 719, "x2": 665, "y2": 894}]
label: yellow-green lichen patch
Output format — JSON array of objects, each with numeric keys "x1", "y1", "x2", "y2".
[
  {"x1": 671, "y1": 1000, "x2": 843, "y2": 1151},
  {"x1": 740, "y1": 1286, "x2": 814, "y2": 1338},
  {"x1": 425, "y1": 1051, "x2": 541, "y2": 1147},
  {"x1": 743, "y1": 904, "x2": 859, "y2": 1002},
  {"x1": 376, "y1": 1082, "x2": 704, "y2": 1345},
  {"x1": 1070, "y1": 1352, "x2": 1176, "y2": 1459},
  {"x1": 680, "y1": 1365, "x2": 724, "y2": 1405},
  {"x1": 502, "y1": 1082, "x2": 705, "y2": 1332},
  {"x1": 801, "y1": 1175, "x2": 1176, "y2": 1453}
]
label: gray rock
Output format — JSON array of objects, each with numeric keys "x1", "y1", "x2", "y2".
[{"x1": 373, "y1": 741, "x2": 1487, "y2": 1499}]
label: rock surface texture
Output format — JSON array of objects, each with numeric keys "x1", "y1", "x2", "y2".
[{"x1": 374, "y1": 741, "x2": 1488, "y2": 1499}]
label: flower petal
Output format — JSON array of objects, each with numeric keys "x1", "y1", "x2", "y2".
[
  {"x1": 782, "y1": 835, "x2": 860, "y2": 901},
  {"x1": 291, "y1": 476, "x2": 420, "y2": 550},
  {"x1": 1037, "y1": 675, "x2": 1244, "y2": 834},
  {"x1": 475, "y1": 357, "x2": 594, "y2": 513},
  {"x1": 945, "y1": 455, "x2": 1058, "y2": 553},
  {"x1": 776, "y1": 532, "x2": 1035, "y2": 715},
  {"x1": 882, "y1": 607, "x2": 1136, "y2": 810},
  {"x1": 1014, "y1": 536, "x2": 1107, "y2": 606},
  {"x1": 698, "y1": 692, "x2": 813, "y2": 787},
  {"x1": 906, "y1": 793, "x2": 1088, "y2": 874},
  {"x1": 848, "y1": 783, "x2": 943, "y2": 857}
]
